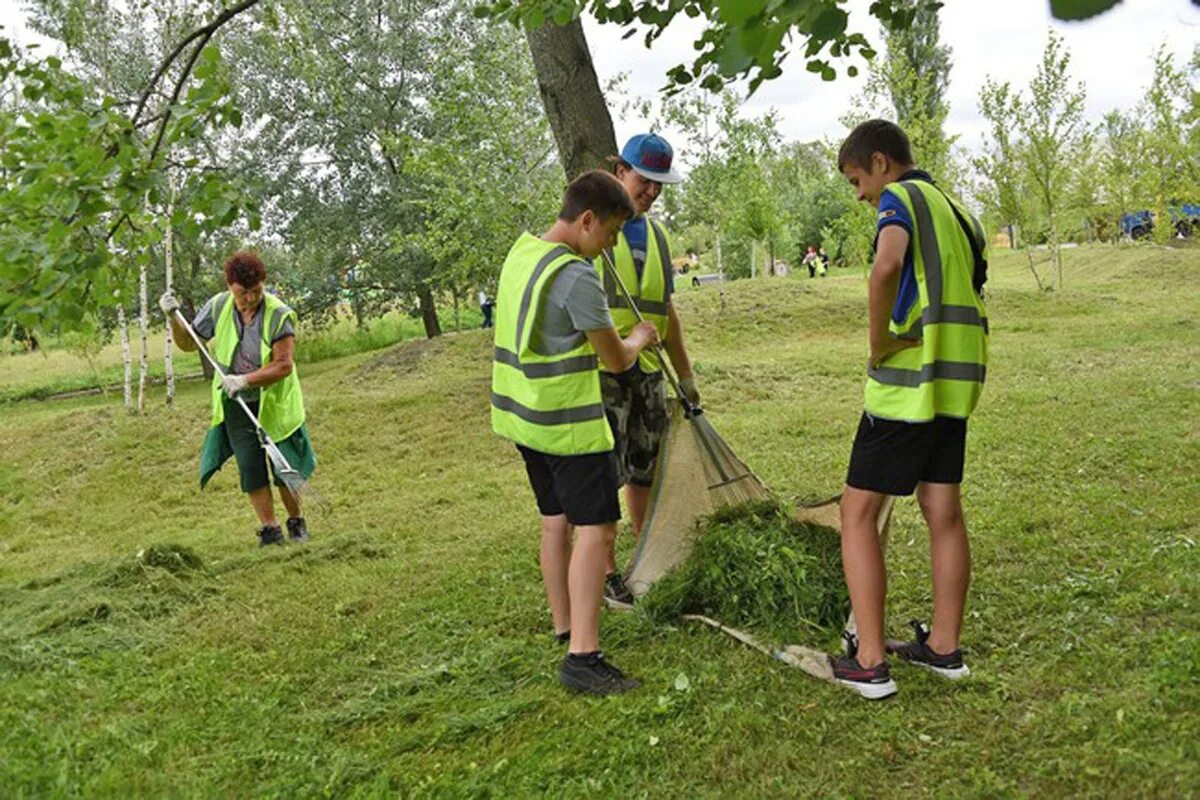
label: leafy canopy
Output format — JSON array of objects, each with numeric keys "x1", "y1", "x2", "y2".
[{"x1": 477, "y1": 0, "x2": 1123, "y2": 94}]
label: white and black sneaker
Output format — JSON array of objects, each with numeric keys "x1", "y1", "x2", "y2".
[
  {"x1": 830, "y1": 632, "x2": 898, "y2": 701},
  {"x1": 560, "y1": 652, "x2": 640, "y2": 696},
  {"x1": 286, "y1": 516, "x2": 309, "y2": 543},
  {"x1": 603, "y1": 572, "x2": 635, "y2": 609},
  {"x1": 258, "y1": 525, "x2": 285, "y2": 547},
  {"x1": 887, "y1": 620, "x2": 970, "y2": 680}
]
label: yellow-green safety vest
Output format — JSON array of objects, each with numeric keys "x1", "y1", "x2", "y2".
[
  {"x1": 595, "y1": 216, "x2": 671, "y2": 373},
  {"x1": 864, "y1": 180, "x2": 989, "y2": 422},
  {"x1": 208, "y1": 290, "x2": 306, "y2": 442},
  {"x1": 491, "y1": 233, "x2": 614, "y2": 456}
]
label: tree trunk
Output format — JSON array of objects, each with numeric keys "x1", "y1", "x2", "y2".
[
  {"x1": 118, "y1": 304, "x2": 132, "y2": 409},
  {"x1": 1024, "y1": 248, "x2": 1047, "y2": 292},
  {"x1": 419, "y1": 284, "x2": 441, "y2": 338},
  {"x1": 137, "y1": 262, "x2": 149, "y2": 413},
  {"x1": 525, "y1": 19, "x2": 618, "y2": 180},
  {"x1": 768, "y1": 238, "x2": 775, "y2": 277},
  {"x1": 164, "y1": 191, "x2": 175, "y2": 408}
]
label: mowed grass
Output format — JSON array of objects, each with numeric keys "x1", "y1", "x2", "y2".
[{"x1": 0, "y1": 243, "x2": 1197, "y2": 797}]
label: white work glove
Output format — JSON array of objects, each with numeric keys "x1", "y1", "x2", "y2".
[
  {"x1": 220, "y1": 373, "x2": 250, "y2": 398},
  {"x1": 158, "y1": 290, "x2": 180, "y2": 317},
  {"x1": 679, "y1": 376, "x2": 701, "y2": 406}
]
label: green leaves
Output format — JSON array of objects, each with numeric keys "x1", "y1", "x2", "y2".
[
  {"x1": 0, "y1": 32, "x2": 252, "y2": 336},
  {"x1": 1049, "y1": 0, "x2": 1122, "y2": 21}
]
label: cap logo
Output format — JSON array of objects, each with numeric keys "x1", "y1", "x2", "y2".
[{"x1": 640, "y1": 149, "x2": 672, "y2": 170}]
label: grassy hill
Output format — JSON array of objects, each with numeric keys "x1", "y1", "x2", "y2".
[{"x1": 1, "y1": 243, "x2": 1197, "y2": 796}]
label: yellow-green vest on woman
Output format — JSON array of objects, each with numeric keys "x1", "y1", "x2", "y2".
[
  {"x1": 207, "y1": 290, "x2": 306, "y2": 442},
  {"x1": 491, "y1": 233, "x2": 613, "y2": 456},
  {"x1": 595, "y1": 216, "x2": 671, "y2": 373},
  {"x1": 865, "y1": 180, "x2": 989, "y2": 422}
]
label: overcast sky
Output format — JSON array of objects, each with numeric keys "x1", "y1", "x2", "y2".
[
  {"x1": 3, "y1": 0, "x2": 1197, "y2": 167},
  {"x1": 584, "y1": 0, "x2": 1200, "y2": 165}
]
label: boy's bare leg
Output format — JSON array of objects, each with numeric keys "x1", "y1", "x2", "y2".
[
  {"x1": 569, "y1": 523, "x2": 616, "y2": 653},
  {"x1": 625, "y1": 484, "x2": 651, "y2": 537},
  {"x1": 916, "y1": 481, "x2": 970, "y2": 654},
  {"x1": 540, "y1": 515, "x2": 572, "y2": 636},
  {"x1": 605, "y1": 485, "x2": 649, "y2": 574},
  {"x1": 840, "y1": 485, "x2": 890, "y2": 667}
]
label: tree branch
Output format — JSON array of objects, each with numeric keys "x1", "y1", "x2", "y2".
[{"x1": 131, "y1": 0, "x2": 264, "y2": 128}]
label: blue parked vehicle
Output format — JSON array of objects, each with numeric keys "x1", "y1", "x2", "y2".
[
  {"x1": 1119, "y1": 205, "x2": 1200, "y2": 239},
  {"x1": 1170, "y1": 203, "x2": 1200, "y2": 236},
  {"x1": 1119, "y1": 210, "x2": 1154, "y2": 239}
]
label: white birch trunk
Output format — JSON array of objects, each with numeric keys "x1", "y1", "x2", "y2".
[
  {"x1": 164, "y1": 191, "x2": 175, "y2": 408},
  {"x1": 118, "y1": 304, "x2": 132, "y2": 409},
  {"x1": 137, "y1": 261, "x2": 149, "y2": 413}
]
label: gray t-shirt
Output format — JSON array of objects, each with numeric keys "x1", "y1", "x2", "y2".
[
  {"x1": 193, "y1": 296, "x2": 295, "y2": 401},
  {"x1": 529, "y1": 261, "x2": 613, "y2": 355}
]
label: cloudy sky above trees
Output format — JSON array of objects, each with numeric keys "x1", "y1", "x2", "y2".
[
  {"x1": 585, "y1": 0, "x2": 1198, "y2": 163},
  {"x1": 2, "y1": 0, "x2": 1196, "y2": 166}
]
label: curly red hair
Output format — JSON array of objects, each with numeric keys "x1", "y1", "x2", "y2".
[{"x1": 223, "y1": 250, "x2": 266, "y2": 288}]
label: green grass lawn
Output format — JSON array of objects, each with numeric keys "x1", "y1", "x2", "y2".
[{"x1": 1, "y1": 243, "x2": 1197, "y2": 797}]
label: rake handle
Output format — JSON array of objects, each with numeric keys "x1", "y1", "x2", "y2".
[
  {"x1": 171, "y1": 307, "x2": 285, "y2": 456},
  {"x1": 599, "y1": 250, "x2": 699, "y2": 416}
]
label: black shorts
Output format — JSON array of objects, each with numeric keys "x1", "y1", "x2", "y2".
[
  {"x1": 517, "y1": 446, "x2": 621, "y2": 526},
  {"x1": 846, "y1": 413, "x2": 968, "y2": 496}
]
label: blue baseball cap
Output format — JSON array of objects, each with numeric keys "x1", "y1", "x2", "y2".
[{"x1": 620, "y1": 133, "x2": 683, "y2": 184}]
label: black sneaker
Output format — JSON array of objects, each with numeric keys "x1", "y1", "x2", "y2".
[
  {"x1": 258, "y1": 525, "x2": 285, "y2": 547},
  {"x1": 887, "y1": 620, "x2": 970, "y2": 680},
  {"x1": 555, "y1": 630, "x2": 570, "y2": 645},
  {"x1": 560, "y1": 652, "x2": 641, "y2": 696},
  {"x1": 603, "y1": 572, "x2": 634, "y2": 608},
  {"x1": 830, "y1": 633, "x2": 897, "y2": 700},
  {"x1": 286, "y1": 516, "x2": 309, "y2": 543}
]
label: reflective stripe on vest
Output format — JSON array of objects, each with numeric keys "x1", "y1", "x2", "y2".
[
  {"x1": 597, "y1": 216, "x2": 671, "y2": 372},
  {"x1": 491, "y1": 234, "x2": 613, "y2": 456},
  {"x1": 864, "y1": 180, "x2": 989, "y2": 422},
  {"x1": 208, "y1": 290, "x2": 306, "y2": 442}
]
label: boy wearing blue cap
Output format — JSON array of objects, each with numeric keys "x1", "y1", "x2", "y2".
[{"x1": 597, "y1": 133, "x2": 699, "y2": 605}]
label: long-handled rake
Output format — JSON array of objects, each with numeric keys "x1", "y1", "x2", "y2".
[
  {"x1": 172, "y1": 308, "x2": 311, "y2": 498},
  {"x1": 598, "y1": 252, "x2": 771, "y2": 595},
  {"x1": 599, "y1": 253, "x2": 896, "y2": 683}
]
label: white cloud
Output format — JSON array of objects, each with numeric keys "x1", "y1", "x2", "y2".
[{"x1": 586, "y1": 0, "x2": 1200, "y2": 162}]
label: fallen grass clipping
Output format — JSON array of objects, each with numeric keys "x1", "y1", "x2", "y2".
[{"x1": 638, "y1": 499, "x2": 848, "y2": 643}]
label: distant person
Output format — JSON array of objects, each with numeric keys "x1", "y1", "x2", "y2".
[
  {"x1": 818, "y1": 247, "x2": 830, "y2": 275},
  {"x1": 803, "y1": 246, "x2": 818, "y2": 278},
  {"x1": 478, "y1": 288, "x2": 494, "y2": 329},
  {"x1": 597, "y1": 133, "x2": 700, "y2": 606},
  {"x1": 491, "y1": 170, "x2": 658, "y2": 696},
  {"x1": 831, "y1": 119, "x2": 989, "y2": 700},
  {"x1": 160, "y1": 251, "x2": 317, "y2": 548}
]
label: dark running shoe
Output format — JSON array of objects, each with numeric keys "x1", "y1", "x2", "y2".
[
  {"x1": 286, "y1": 516, "x2": 309, "y2": 543},
  {"x1": 258, "y1": 525, "x2": 285, "y2": 547},
  {"x1": 560, "y1": 652, "x2": 641, "y2": 696},
  {"x1": 887, "y1": 620, "x2": 970, "y2": 680},
  {"x1": 830, "y1": 632, "x2": 897, "y2": 700},
  {"x1": 603, "y1": 572, "x2": 634, "y2": 608}
]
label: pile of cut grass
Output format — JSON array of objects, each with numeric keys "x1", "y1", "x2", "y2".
[{"x1": 638, "y1": 499, "x2": 847, "y2": 642}]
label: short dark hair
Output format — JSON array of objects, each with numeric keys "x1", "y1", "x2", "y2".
[
  {"x1": 558, "y1": 170, "x2": 635, "y2": 222},
  {"x1": 224, "y1": 250, "x2": 266, "y2": 287},
  {"x1": 837, "y1": 119, "x2": 913, "y2": 173}
]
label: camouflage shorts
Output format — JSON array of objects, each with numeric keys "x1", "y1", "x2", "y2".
[{"x1": 601, "y1": 368, "x2": 668, "y2": 488}]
